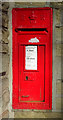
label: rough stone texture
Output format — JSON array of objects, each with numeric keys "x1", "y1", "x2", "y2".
[
  {"x1": 14, "y1": 111, "x2": 61, "y2": 118},
  {"x1": 56, "y1": 9, "x2": 61, "y2": 25},
  {"x1": 15, "y1": 2, "x2": 46, "y2": 7},
  {"x1": 14, "y1": 111, "x2": 46, "y2": 118},
  {"x1": 2, "y1": 88, "x2": 10, "y2": 111},
  {"x1": 2, "y1": 54, "x2": 9, "y2": 73},
  {"x1": 53, "y1": 1, "x2": 63, "y2": 113},
  {"x1": 1, "y1": 2, "x2": 10, "y2": 118},
  {"x1": 0, "y1": 43, "x2": 8, "y2": 53},
  {"x1": 2, "y1": 2, "x2": 9, "y2": 44},
  {"x1": 44, "y1": 112, "x2": 61, "y2": 118},
  {"x1": 56, "y1": 44, "x2": 63, "y2": 57},
  {"x1": 61, "y1": 27, "x2": 63, "y2": 43},
  {"x1": 0, "y1": 78, "x2": 2, "y2": 108},
  {"x1": 2, "y1": 77, "x2": 9, "y2": 91},
  {"x1": 56, "y1": 81, "x2": 63, "y2": 95},
  {"x1": 2, "y1": 13, "x2": 9, "y2": 28},
  {"x1": 56, "y1": 97, "x2": 63, "y2": 110},
  {"x1": 55, "y1": 57, "x2": 61, "y2": 80},
  {"x1": 2, "y1": 29, "x2": 9, "y2": 44},
  {"x1": 55, "y1": 28, "x2": 61, "y2": 43},
  {"x1": 50, "y1": 2, "x2": 63, "y2": 9},
  {"x1": 2, "y1": 110, "x2": 9, "y2": 118},
  {"x1": 2, "y1": 2, "x2": 9, "y2": 12}
]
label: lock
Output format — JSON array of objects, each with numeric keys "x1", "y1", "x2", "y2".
[{"x1": 26, "y1": 76, "x2": 28, "y2": 80}]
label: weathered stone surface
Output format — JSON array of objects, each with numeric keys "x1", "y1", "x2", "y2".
[
  {"x1": 56, "y1": 44, "x2": 63, "y2": 56},
  {"x1": 0, "y1": 79, "x2": 2, "y2": 106},
  {"x1": 54, "y1": 56, "x2": 61, "y2": 80},
  {"x1": 55, "y1": 28, "x2": 61, "y2": 43},
  {"x1": 2, "y1": 77, "x2": 9, "y2": 92},
  {"x1": 2, "y1": 29, "x2": 9, "y2": 43},
  {"x1": 0, "y1": 43, "x2": 8, "y2": 53},
  {"x1": 0, "y1": 54, "x2": 9, "y2": 73},
  {"x1": 56, "y1": 97, "x2": 63, "y2": 110},
  {"x1": 0, "y1": 1, "x2": 10, "y2": 118},
  {"x1": 61, "y1": 10, "x2": 63, "y2": 24},
  {"x1": 61, "y1": 27, "x2": 63, "y2": 42},
  {"x1": 56, "y1": 81, "x2": 63, "y2": 95},
  {"x1": 2, "y1": 3, "x2": 9, "y2": 44},
  {"x1": 56, "y1": 44, "x2": 61, "y2": 56},
  {"x1": 14, "y1": 111, "x2": 62, "y2": 118},
  {"x1": 0, "y1": 16, "x2": 2, "y2": 28},
  {"x1": 2, "y1": 13, "x2": 8, "y2": 28},
  {"x1": 44, "y1": 112, "x2": 61, "y2": 118},
  {"x1": 14, "y1": 111, "x2": 46, "y2": 118},
  {"x1": 15, "y1": 2, "x2": 46, "y2": 7},
  {"x1": 2, "y1": 2, "x2": 9, "y2": 12},
  {"x1": 56, "y1": 9, "x2": 61, "y2": 25},
  {"x1": 0, "y1": 73, "x2": 7, "y2": 81},
  {"x1": 2, "y1": 88, "x2": 10, "y2": 110},
  {"x1": 2, "y1": 109, "x2": 9, "y2": 118},
  {"x1": 50, "y1": 2, "x2": 63, "y2": 9},
  {"x1": 2, "y1": 38, "x2": 9, "y2": 44}
]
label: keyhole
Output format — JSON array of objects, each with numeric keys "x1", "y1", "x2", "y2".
[{"x1": 26, "y1": 76, "x2": 28, "y2": 80}]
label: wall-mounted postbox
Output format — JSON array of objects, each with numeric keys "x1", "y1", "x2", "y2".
[{"x1": 12, "y1": 8, "x2": 52, "y2": 110}]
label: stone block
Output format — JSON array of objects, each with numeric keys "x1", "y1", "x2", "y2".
[
  {"x1": 2, "y1": 110, "x2": 9, "y2": 118},
  {"x1": 61, "y1": 27, "x2": 63, "y2": 42},
  {"x1": 2, "y1": 2, "x2": 9, "y2": 12},
  {"x1": 56, "y1": 9, "x2": 61, "y2": 25},
  {"x1": 0, "y1": 16, "x2": 2, "y2": 27},
  {"x1": 61, "y1": 10, "x2": 63, "y2": 25},
  {"x1": 50, "y1": 2, "x2": 63, "y2": 9},
  {"x1": 0, "y1": 79, "x2": 2, "y2": 106},
  {"x1": 2, "y1": 77, "x2": 9, "y2": 92},
  {"x1": 44, "y1": 112, "x2": 61, "y2": 118},
  {"x1": 2, "y1": 29, "x2": 9, "y2": 43},
  {"x1": 2, "y1": 88, "x2": 10, "y2": 111},
  {"x1": 56, "y1": 97, "x2": 63, "y2": 110},
  {"x1": 15, "y1": 2, "x2": 46, "y2": 7},
  {"x1": 54, "y1": 56, "x2": 61, "y2": 79},
  {"x1": 0, "y1": 73, "x2": 7, "y2": 80},
  {"x1": 0, "y1": 44, "x2": 8, "y2": 53},
  {"x1": 56, "y1": 44, "x2": 61, "y2": 56},
  {"x1": 55, "y1": 28, "x2": 61, "y2": 43},
  {"x1": 56, "y1": 81, "x2": 63, "y2": 95},
  {"x1": 2, "y1": 55, "x2": 9, "y2": 75},
  {"x1": 14, "y1": 111, "x2": 46, "y2": 118},
  {"x1": 14, "y1": 111, "x2": 62, "y2": 118},
  {"x1": 0, "y1": 54, "x2": 9, "y2": 73},
  {"x1": 56, "y1": 44, "x2": 63, "y2": 56},
  {"x1": 2, "y1": 13, "x2": 8, "y2": 28}
]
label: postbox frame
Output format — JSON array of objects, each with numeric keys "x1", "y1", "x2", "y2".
[{"x1": 12, "y1": 7, "x2": 52, "y2": 110}]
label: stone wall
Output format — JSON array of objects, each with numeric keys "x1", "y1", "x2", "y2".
[
  {"x1": 0, "y1": 1, "x2": 63, "y2": 119},
  {"x1": 0, "y1": 2, "x2": 10, "y2": 119}
]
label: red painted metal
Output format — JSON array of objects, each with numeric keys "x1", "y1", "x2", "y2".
[{"x1": 12, "y1": 8, "x2": 53, "y2": 110}]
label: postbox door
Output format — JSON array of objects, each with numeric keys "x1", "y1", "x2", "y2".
[{"x1": 19, "y1": 45, "x2": 45, "y2": 102}]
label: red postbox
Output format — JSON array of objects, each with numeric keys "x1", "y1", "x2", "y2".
[{"x1": 12, "y1": 8, "x2": 52, "y2": 109}]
